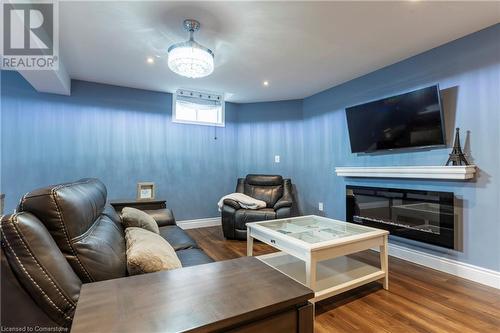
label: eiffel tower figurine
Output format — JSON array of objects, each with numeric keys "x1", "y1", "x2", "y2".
[{"x1": 446, "y1": 128, "x2": 469, "y2": 166}]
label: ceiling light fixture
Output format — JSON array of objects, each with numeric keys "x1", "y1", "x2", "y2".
[
  {"x1": 147, "y1": 57, "x2": 154, "y2": 64},
  {"x1": 168, "y1": 19, "x2": 214, "y2": 79},
  {"x1": 263, "y1": 80, "x2": 269, "y2": 86}
]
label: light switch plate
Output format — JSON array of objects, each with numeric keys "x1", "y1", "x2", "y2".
[
  {"x1": 274, "y1": 155, "x2": 280, "y2": 163},
  {"x1": 318, "y1": 202, "x2": 324, "y2": 211}
]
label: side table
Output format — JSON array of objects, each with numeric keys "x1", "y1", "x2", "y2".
[{"x1": 109, "y1": 198, "x2": 166, "y2": 213}]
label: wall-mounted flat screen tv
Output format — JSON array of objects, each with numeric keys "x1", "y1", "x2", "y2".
[{"x1": 345, "y1": 85, "x2": 445, "y2": 153}]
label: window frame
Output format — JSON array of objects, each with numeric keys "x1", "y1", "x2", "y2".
[{"x1": 172, "y1": 89, "x2": 225, "y2": 127}]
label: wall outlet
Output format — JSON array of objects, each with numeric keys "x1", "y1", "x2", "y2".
[
  {"x1": 318, "y1": 202, "x2": 324, "y2": 211},
  {"x1": 274, "y1": 155, "x2": 280, "y2": 163}
]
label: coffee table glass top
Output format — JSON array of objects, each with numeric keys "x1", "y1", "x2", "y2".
[{"x1": 254, "y1": 216, "x2": 374, "y2": 244}]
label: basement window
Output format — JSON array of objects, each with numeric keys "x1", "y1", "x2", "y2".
[{"x1": 172, "y1": 89, "x2": 225, "y2": 127}]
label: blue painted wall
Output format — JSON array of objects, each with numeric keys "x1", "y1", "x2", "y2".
[
  {"x1": 1, "y1": 71, "x2": 238, "y2": 220},
  {"x1": 234, "y1": 100, "x2": 306, "y2": 213},
  {"x1": 298, "y1": 24, "x2": 500, "y2": 271},
  {"x1": 235, "y1": 100, "x2": 304, "y2": 194}
]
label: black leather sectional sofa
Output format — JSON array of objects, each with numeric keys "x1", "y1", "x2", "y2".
[{"x1": 0, "y1": 178, "x2": 213, "y2": 329}]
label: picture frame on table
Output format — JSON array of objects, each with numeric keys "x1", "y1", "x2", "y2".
[{"x1": 137, "y1": 182, "x2": 155, "y2": 201}]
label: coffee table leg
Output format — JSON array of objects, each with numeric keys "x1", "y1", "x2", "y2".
[
  {"x1": 380, "y1": 235, "x2": 389, "y2": 290},
  {"x1": 305, "y1": 258, "x2": 317, "y2": 291},
  {"x1": 247, "y1": 231, "x2": 254, "y2": 256}
]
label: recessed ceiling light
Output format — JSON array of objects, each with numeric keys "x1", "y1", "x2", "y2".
[
  {"x1": 263, "y1": 81, "x2": 269, "y2": 86},
  {"x1": 147, "y1": 57, "x2": 154, "y2": 64}
]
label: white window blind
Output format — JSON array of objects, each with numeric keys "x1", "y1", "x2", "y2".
[{"x1": 173, "y1": 89, "x2": 225, "y2": 127}]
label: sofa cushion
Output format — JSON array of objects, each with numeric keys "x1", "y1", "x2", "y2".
[
  {"x1": 17, "y1": 178, "x2": 127, "y2": 283},
  {"x1": 234, "y1": 208, "x2": 276, "y2": 230},
  {"x1": 143, "y1": 208, "x2": 176, "y2": 227},
  {"x1": 176, "y1": 249, "x2": 214, "y2": 267},
  {"x1": 121, "y1": 207, "x2": 159, "y2": 234},
  {"x1": 125, "y1": 227, "x2": 182, "y2": 275},
  {"x1": 159, "y1": 225, "x2": 198, "y2": 250}
]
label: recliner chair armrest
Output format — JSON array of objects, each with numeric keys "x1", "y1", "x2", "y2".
[
  {"x1": 273, "y1": 198, "x2": 293, "y2": 211},
  {"x1": 273, "y1": 178, "x2": 293, "y2": 211},
  {"x1": 221, "y1": 204, "x2": 237, "y2": 239},
  {"x1": 143, "y1": 208, "x2": 176, "y2": 227},
  {"x1": 223, "y1": 199, "x2": 241, "y2": 210},
  {"x1": 275, "y1": 206, "x2": 292, "y2": 220}
]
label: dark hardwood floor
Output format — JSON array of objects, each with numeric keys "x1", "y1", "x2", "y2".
[{"x1": 186, "y1": 226, "x2": 500, "y2": 333}]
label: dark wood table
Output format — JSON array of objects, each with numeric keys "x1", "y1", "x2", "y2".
[
  {"x1": 71, "y1": 257, "x2": 314, "y2": 333},
  {"x1": 109, "y1": 198, "x2": 166, "y2": 213}
]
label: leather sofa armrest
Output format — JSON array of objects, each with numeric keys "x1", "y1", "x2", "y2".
[
  {"x1": 143, "y1": 208, "x2": 176, "y2": 227},
  {"x1": 1, "y1": 212, "x2": 82, "y2": 327},
  {"x1": 223, "y1": 199, "x2": 241, "y2": 210},
  {"x1": 274, "y1": 198, "x2": 292, "y2": 211}
]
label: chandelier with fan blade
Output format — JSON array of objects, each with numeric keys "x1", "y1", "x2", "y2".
[{"x1": 167, "y1": 19, "x2": 214, "y2": 79}]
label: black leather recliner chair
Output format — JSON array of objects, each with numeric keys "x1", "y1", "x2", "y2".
[
  {"x1": 221, "y1": 174, "x2": 294, "y2": 240},
  {"x1": 0, "y1": 178, "x2": 213, "y2": 330}
]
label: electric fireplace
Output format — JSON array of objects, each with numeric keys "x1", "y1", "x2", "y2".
[{"x1": 346, "y1": 185, "x2": 455, "y2": 249}]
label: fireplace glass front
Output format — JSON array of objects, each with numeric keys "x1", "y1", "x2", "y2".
[{"x1": 346, "y1": 186, "x2": 455, "y2": 249}]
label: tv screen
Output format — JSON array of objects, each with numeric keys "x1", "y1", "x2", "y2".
[{"x1": 345, "y1": 85, "x2": 445, "y2": 153}]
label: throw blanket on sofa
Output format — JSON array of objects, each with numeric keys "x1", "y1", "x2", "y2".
[{"x1": 217, "y1": 193, "x2": 266, "y2": 212}]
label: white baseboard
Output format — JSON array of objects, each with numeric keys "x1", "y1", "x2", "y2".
[
  {"x1": 176, "y1": 217, "x2": 500, "y2": 289},
  {"x1": 177, "y1": 217, "x2": 221, "y2": 230},
  {"x1": 384, "y1": 243, "x2": 500, "y2": 289}
]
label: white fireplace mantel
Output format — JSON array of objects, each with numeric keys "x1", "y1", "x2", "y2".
[{"x1": 335, "y1": 165, "x2": 477, "y2": 180}]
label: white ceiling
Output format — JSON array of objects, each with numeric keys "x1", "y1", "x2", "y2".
[{"x1": 59, "y1": 1, "x2": 500, "y2": 103}]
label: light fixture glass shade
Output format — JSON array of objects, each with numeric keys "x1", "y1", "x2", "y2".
[{"x1": 168, "y1": 41, "x2": 214, "y2": 78}]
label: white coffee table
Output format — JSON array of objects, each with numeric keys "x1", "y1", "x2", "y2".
[{"x1": 246, "y1": 215, "x2": 389, "y2": 303}]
